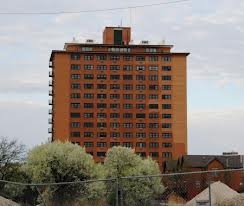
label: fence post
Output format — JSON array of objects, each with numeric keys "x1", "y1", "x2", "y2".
[
  {"x1": 208, "y1": 181, "x2": 212, "y2": 206},
  {"x1": 116, "y1": 178, "x2": 119, "y2": 206}
]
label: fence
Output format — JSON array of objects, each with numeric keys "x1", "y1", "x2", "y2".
[{"x1": 0, "y1": 168, "x2": 243, "y2": 206}]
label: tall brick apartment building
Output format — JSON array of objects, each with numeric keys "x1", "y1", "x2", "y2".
[{"x1": 49, "y1": 26, "x2": 189, "y2": 169}]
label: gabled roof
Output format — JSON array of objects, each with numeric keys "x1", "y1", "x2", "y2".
[{"x1": 180, "y1": 155, "x2": 243, "y2": 169}]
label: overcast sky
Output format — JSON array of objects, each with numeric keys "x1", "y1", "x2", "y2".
[{"x1": 0, "y1": 0, "x2": 243, "y2": 155}]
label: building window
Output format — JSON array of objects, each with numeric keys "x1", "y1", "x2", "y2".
[
  {"x1": 84, "y1": 74, "x2": 94, "y2": 80},
  {"x1": 149, "y1": 113, "x2": 159, "y2": 119},
  {"x1": 97, "y1": 152, "x2": 106, "y2": 157},
  {"x1": 136, "y1": 84, "x2": 146, "y2": 90},
  {"x1": 84, "y1": 84, "x2": 94, "y2": 89},
  {"x1": 97, "y1": 142, "x2": 107, "y2": 147},
  {"x1": 162, "y1": 114, "x2": 172, "y2": 119},
  {"x1": 162, "y1": 133, "x2": 172, "y2": 138},
  {"x1": 97, "y1": 103, "x2": 107, "y2": 109},
  {"x1": 149, "y1": 75, "x2": 158, "y2": 81},
  {"x1": 70, "y1": 93, "x2": 81, "y2": 99},
  {"x1": 136, "y1": 104, "x2": 146, "y2": 109},
  {"x1": 162, "y1": 94, "x2": 171, "y2": 99},
  {"x1": 71, "y1": 122, "x2": 80, "y2": 128},
  {"x1": 70, "y1": 103, "x2": 80, "y2": 108},
  {"x1": 70, "y1": 132, "x2": 81, "y2": 137},
  {"x1": 110, "y1": 113, "x2": 120, "y2": 118},
  {"x1": 149, "y1": 133, "x2": 159, "y2": 138},
  {"x1": 70, "y1": 113, "x2": 80, "y2": 118},
  {"x1": 136, "y1": 123, "x2": 146, "y2": 128},
  {"x1": 97, "y1": 113, "x2": 107, "y2": 118},
  {"x1": 123, "y1": 104, "x2": 133, "y2": 109},
  {"x1": 110, "y1": 142, "x2": 120, "y2": 147},
  {"x1": 84, "y1": 122, "x2": 93, "y2": 128},
  {"x1": 136, "y1": 56, "x2": 145, "y2": 61},
  {"x1": 97, "y1": 55, "x2": 106, "y2": 60},
  {"x1": 123, "y1": 123, "x2": 133, "y2": 128},
  {"x1": 84, "y1": 55, "x2": 93, "y2": 60},
  {"x1": 148, "y1": 56, "x2": 158, "y2": 61},
  {"x1": 136, "y1": 142, "x2": 146, "y2": 148},
  {"x1": 123, "y1": 113, "x2": 133, "y2": 118},
  {"x1": 162, "y1": 143, "x2": 172, "y2": 148},
  {"x1": 110, "y1": 103, "x2": 120, "y2": 109},
  {"x1": 97, "y1": 65, "x2": 107, "y2": 70},
  {"x1": 149, "y1": 104, "x2": 158, "y2": 109},
  {"x1": 162, "y1": 123, "x2": 172, "y2": 128},
  {"x1": 162, "y1": 104, "x2": 172, "y2": 109},
  {"x1": 110, "y1": 94, "x2": 120, "y2": 99},
  {"x1": 71, "y1": 64, "x2": 80, "y2": 70},
  {"x1": 110, "y1": 122, "x2": 120, "y2": 128},
  {"x1": 97, "y1": 94, "x2": 107, "y2": 99},
  {"x1": 123, "y1": 142, "x2": 133, "y2": 148},
  {"x1": 110, "y1": 65, "x2": 120, "y2": 70},
  {"x1": 110, "y1": 75, "x2": 120, "y2": 80},
  {"x1": 149, "y1": 152, "x2": 159, "y2": 157},
  {"x1": 162, "y1": 152, "x2": 172, "y2": 158},
  {"x1": 149, "y1": 94, "x2": 158, "y2": 99},
  {"x1": 136, "y1": 113, "x2": 146, "y2": 118},
  {"x1": 84, "y1": 132, "x2": 94, "y2": 138},
  {"x1": 97, "y1": 74, "x2": 107, "y2": 80},
  {"x1": 71, "y1": 74, "x2": 80, "y2": 79},
  {"x1": 136, "y1": 133, "x2": 146, "y2": 138},
  {"x1": 136, "y1": 66, "x2": 145, "y2": 71},
  {"x1": 94, "y1": 121, "x2": 105, "y2": 128},
  {"x1": 84, "y1": 142, "x2": 94, "y2": 147},
  {"x1": 149, "y1": 85, "x2": 159, "y2": 90},
  {"x1": 136, "y1": 75, "x2": 146, "y2": 81},
  {"x1": 84, "y1": 93, "x2": 94, "y2": 99},
  {"x1": 84, "y1": 65, "x2": 93, "y2": 70},
  {"x1": 123, "y1": 84, "x2": 133, "y2": 90},
  {"x1": 97, "y1": 84, "x2": 107, "y2": 89},
  {"x1": 97, "y1": 132, "x2": 107, "y2": 138},
  {"x1": 71, "y1": 83, "x2": 81, "y2": 89},
  {"x1": 123, "y1": 133, "x2": 133, "y2": 138},
  {"x1": 163, "y1": 56, "x2": 171, "y2": 62},
  {"x1": 110, "y1": 132, "x2": 120, "y2": 138},
  {"x1": 82, "y1": 47, "x2": 92, "y2": 52},
  {"x1": 136, "y1": 94, "x2": 146, "y2": 100},
  {"x1": 123, "y1": 55, "x2": 133, "y2": 61},
  {"x1": 162, "y1": 75, "x2": 172, "y2": 81},
  {"x1": 123, "y1": 65, "x2": 133, "y2": 71},
  {"x1": 123, "y1": 75, "x2": 133, "y2": 80},
  {"x1": 149, "y1": 123, "x2": 159, "y2": 128},
  {"x1": 110, "y1": 84, "x2": 120, "y2": 89},
  {"x1": 149, "y1": 66, "x2": 158, "y2": 71},
  {"x1": 84, "y1": 103, "x2": 94, "y2": 108},
  {"x1": 84, "y1": 113, "x2": 93, "y2": 118},
  {"x1": 149, "y1": 142, "x2": 159, "y2": 148},
  {"x1": 71, "y1": 53, "x2": 80, "y2": 60},
  {"x1": 146, "y1": 48, "x2": 157, "y2": 53},
  {"x1": 110, "y1": 55, "x2": 120, "y2": 61},
  {"x1": 123, "y1": 94, "x2": 133, "y2": 99},
  {"x1": 162, "y1": 66, "x2": 171, "y2": 71},
  {"x1": 136, "y1": 152, "x2": 146, "y2": 157}
]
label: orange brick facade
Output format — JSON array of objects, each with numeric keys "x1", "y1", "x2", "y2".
[{"x1": 49, "y1": 26, "x2": 189, "y2": 170}]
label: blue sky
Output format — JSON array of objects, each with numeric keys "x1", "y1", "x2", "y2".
[{"x1": 0, "y1": 0, "x2": 243, "y2": 154}]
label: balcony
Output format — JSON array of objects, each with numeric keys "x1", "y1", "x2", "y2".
[
  {"x1": 48, "y1": 109, "x2": 52, "y2": 114},
  {"x1": 49, "y1": 71, "x2": 53, "y2": 77},
  {"x1": 49, "y1": 80, "x2": 53, "y2": 86},
  {"x1": 49, "y1": 99, "x2": 53, "y2": 105},
  {"x1": 48, "y1": 118, "x2": 53, "y2": 124},
  {"x1": 49, "y1": 89, "x2": 53, "y2": 96},
  {"x1": 49, "y1": 61, "x2": 53, "y2": 68},
  {"x1": 48, "y1": 127, "x2": 53, "y2": 133}
]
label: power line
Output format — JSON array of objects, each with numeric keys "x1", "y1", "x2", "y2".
[{"x1": 0, "y1": 0, "x2": 190, "y2": 15}]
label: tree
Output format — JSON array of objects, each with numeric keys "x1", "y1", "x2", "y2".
[
  {"x1": 0, "y1": 137, "x2": 25, "y2": 188},
  {"x1": 25, "y1": 141, "x2": 105, "y2": 205},
  {"x1": 104, "y1": 146, "x2": 164, "y2": 206}
]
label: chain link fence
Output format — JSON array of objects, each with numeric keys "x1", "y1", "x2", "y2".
[{"x1": 0, "y1": 168, "x2": 244, "y2": 206}]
